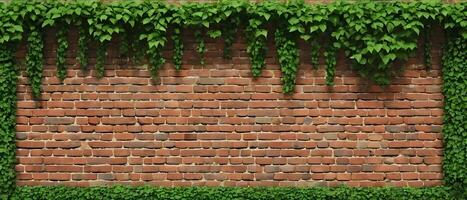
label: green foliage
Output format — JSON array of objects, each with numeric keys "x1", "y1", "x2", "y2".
[
  {"x1": 424, "y1": 24, "x2": 432, "y2": 69},
  {"x1": 245, "y1": 1, "x2": 270, "y2": 77},
  {"x1": 324, "y1": 43, "x2": 337, "y2": 86},
  {"x1": 172, "y1": 27, "x2": 183, "y2": 70},
  {"x1": 25, "y1": 27, "x2": 44, "y2": 99},
  {"x1": 331, "y1": 1, "x2": 442, "y2": 85},
  {"x1": 0, "y1": 46, "x2": 18, "y2": 199},
  {"x1": 442, "y1": 35, "x2": 467, "y2": 194},
  {"x1": 95, "y1": 42, "x2": 107, "y2": 79},
  {"x1": 218, "y1": 0, "x2": 245, "y2": 59},
  {"x1": 139, "y1": 1, "x2": 171, "y2": 78},
  {"x1": 56, "y1": 28, "x2": 69, "y2": 81},
  {"x1": 10, "y1": 186, "x2": 457, "y2": 200},
  {"x1": 310, "y1": 41, "x2": 320, "y2": 69},
  {"x1": 275, "y1": 27, "x2": 299, "y2": 94},
  {"x1": 195, "y1": 30, "x2": 206, "y2": 65},
  {"x1": 77, "y1": 27, "x2": 90, "y2": 71},
  {"x1": 0, "y1": 1, "x2": 466, "y2": 197}
]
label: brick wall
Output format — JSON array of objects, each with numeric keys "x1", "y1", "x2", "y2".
[{"x1": 15, "y1": 27, "x2": 445, "y2": 187}]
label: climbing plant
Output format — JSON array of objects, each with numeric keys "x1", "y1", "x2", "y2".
[
  {"x1": 0, "y1": 0, "x2": 465, "y2": 198},
  {"x1": 55, "y1": 28, "x2": 69, "y2": 81},
  {"x1": 245, "y1": 2, "x2": 270, "y2": 77},
  {"x1": 0, "y1": 46, "x2": 18, "y2": 199},
  {"x1": 442, "y1": 34, "x2": 466, "y2": 195}
]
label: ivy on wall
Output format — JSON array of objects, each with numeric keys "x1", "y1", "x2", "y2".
[
  {"x1": 0, "y1": 45, "x2": 18, "y2": 199},
  {"x1": 10, "y1": 186, "x2": 455, "y2": 200},
  {"x1": 442, "y1": 35, "x2": 466, "y2": 195},
  {"x1": 0, "y1": 0, "x2": 465, "y2": 198}
]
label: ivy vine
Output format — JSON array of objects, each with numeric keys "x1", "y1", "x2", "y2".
[
  {"x1": 95, "y1": 42, "x2": 107, "y2": 78},
  {"x1": 324, "y1": 42, "x2": 337, "y2": 86},
  {"x1": 77, "y1": 26, "x2": 90, "y2": 71},
  {"x1": 0, "y1": 46, "x2": 18, "y2": 199},
  {"x1": 172, "y1": 26, "x2": 183, "y2": 70},
  {"x1": 424, "y1": 24, "x2": 432, "y2": 69},
  {"x1": 245, "y1": 2, "x2": 269, "y2": 77},
  {"x1": 25, "y1": 27, "x2": 44, "y2": 99},
  {"x1": 442, "y1": 35, "x2": 466, "y2": 193},
  {"x1": 0, "y1": 1, "x2": 465, "y2": 197},
  {"x1": 56, "y1": 28, "x2": 68, "y2": 81}
]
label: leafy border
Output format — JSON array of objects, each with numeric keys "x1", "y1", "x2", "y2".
[{"x1": 0, "y1": 0, "x2": 465, "y2": 199}]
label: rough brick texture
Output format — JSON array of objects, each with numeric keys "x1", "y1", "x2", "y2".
[{"x1": 15, "y1": 26, "x2": 445, "y2": 187}]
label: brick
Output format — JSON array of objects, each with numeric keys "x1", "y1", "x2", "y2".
[{"x1": 14, "y1": 28, "x2": 444, "y2": 187}]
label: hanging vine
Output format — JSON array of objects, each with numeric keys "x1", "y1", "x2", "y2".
[
  {"x1": 119, "y1": 29, "x2": 130, "y2": 60},
  {"x1": 222, "y1": 18, "x2": 239, "y2": 60},
  {"x1": 77, "y1": 26, "x2": 90, "y2": 71},
  {"x1": 245, "y1": 3, "x2": 269, "y2": 77},
  {"x1": 194, "y1": 30, "x2": 206, "y2": 65},
  {"x1": 26, "y1": 27, "x2": 44, "y2": 99},
  {"x1": 424, "y1": 24, "x2": 432, "y2": 69},
  {"x1": 275, "y1": 27, "x2": 299, "y2": 94},
  {"x1": 56, "y1": 27, "x2": 69, "y2": 81},
  {"x1": 0, "y1": 46, "x2": 18, "y2": 199},
  {"x1": 310, "y1": 41, "x2": 320, "y2": 69},
  {"x1": 218, "y1": 0, "x2": 245, "y2": 60},
  {"x1": 95, "y1": 42, "x2": 107, "y2": 78},
  {"x1": 324, "y1": 43, "x2": 337, "y2": 86},
  {"x1": 172, "y1": 26, "x2": 183, "y2": 70},
  {"x1": 442, "y1": 35, "x2": 467, "y2": 194}
]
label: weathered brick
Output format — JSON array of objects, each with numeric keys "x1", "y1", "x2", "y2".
[{"x1": 14, "y1": 27, "x2": 444, "y2": 187}]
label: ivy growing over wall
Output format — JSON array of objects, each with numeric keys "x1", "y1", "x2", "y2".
[
  {"x1": 10, "y1": 186, "x2": 455, "y2": 200},
  {"x1": 442, "y1": 35, "x2": 466, "y2": 195},
  {"x1": 0, "y1": 45, "x2": 18, "y2": 199},
  {"x1": 0, "y1": 0, "x2": 466, "y2": 198}
]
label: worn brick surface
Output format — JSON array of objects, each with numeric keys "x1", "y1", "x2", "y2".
[{"x1": 15, "y1": 26, "x2": 445, "y2": 187}]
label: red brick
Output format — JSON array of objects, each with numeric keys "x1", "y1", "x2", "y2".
[{"x1": 14, "y1": 28, "x2": 444, "y2": 187}]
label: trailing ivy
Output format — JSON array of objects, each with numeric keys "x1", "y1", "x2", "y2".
[
  {"x1": 218, "y1": 0, "x2": 245, "y2": 60},
  {"x1": 194, "y1": 30, "x2": 206, "y2": 65},
  {"x1": 172, "y1": 26, "x2": 183, "y2": 70},
  {"x1": 424, "y1": 24, "x2": 432, "y2": 69},
  {"x1": 95, "y1": 42, "x2": 107, "y2": 78},
  {"x1": 11, "y1": 185, "x2": 456, "y2": 200},
  {"x1": 275, "y1": 27, "x2": 299, "y2": 94},
  {"x1": 77, "y1": 26, "x2": 90, "y2": 71},
  {"x1": 25, "y1": 27, "x2": 44, "y2": 99},
  {"x1": 310, "y1": 41, "x2": 320, "y2": 69},
  {"x1": 0, "y1": 46, "x2": 18, "y2": 199},
  {"x1": 0, "y1": 2, "x2": 465, "y2": 197},
  {"x1": 442, "y1": 35, "x2": 467, "y2": 194},
  {"x1": 245, "y1": 2, "x2": 270, "y2": 77},
  {"x1": 324, "y1": 43, "x2": 337, "y2": 86},
  {"x1": 56, "y1": 28, "x2": 69, "y2": 81}
]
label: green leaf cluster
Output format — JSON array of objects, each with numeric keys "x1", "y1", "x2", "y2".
[
  {"x1": 0, "y1": 1, "x2": 466, "y2": 197},
  {"x1": 442, "y1": 35, "x2": 467, "y2": 194},
  {"x1": 10, "y1": 186, "x2": 460, "y2": 200},
  {"x1": 0, "y1": 45, "x2": 18, "y2": 199}
]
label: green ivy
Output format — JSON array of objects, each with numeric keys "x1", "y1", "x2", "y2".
[
  {"x1": 95, "y1": 42, "x2": 107, "y2": 79},
  {"x1": 324, "y1": 43, "x2": 337, "y2": 86},
  {"x1": 194, "y1": 30, "x2": 206, "y2": 65},
  {"x1": 10, "y1": 186, "x2": 456, "y2": 200},
  {"x1": 423, "y1": 24, "x2": 432, "y2": 69},
  {"x1": 442, "y1": 35, "x2": 466, "y2": 194},
  {"x1": 172, "y1": 27, "x2": 183, "y2": 70},
  {"x1": 0, "y1": 1, "x2": 465, "y2": 197},
  {"x1": 310, "y1": 40, "x2": 320, "y2": 69},
  {"x1": 0, "y1": 46, "x2": 18, "y2": 200},
  {"x1": 25, "y1": 27, "x2": 44, "y2": 99},
  {"x1": 245, "y1": 2, "x2": 269, "y2": 77},
  {"x1": 77, "y1": 26, "x2": 90, "y2": 71},
  {"x1": 56, "y1": 28, "x2": 69, "y2": 81},
  {"x1": 275, "y1": 27, "x2": 299, "y2": 94}
]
